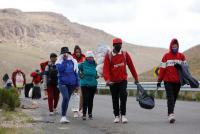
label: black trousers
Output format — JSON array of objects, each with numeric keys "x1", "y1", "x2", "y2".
[
  {"x1": 109, "y1": 80, "x2": 127, "y2": 116},
  {"x1": 164, "y1": 82, "x2": 181, "y2": 115},
  {"x1": 81, "y1": 86, "x2": 97, "y2": 115}
]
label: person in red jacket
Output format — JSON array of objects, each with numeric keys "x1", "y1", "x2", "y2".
[
  {"x1": 103, "y1": 38, "x2": 139, "y2": 123},
  {"x1": 30, "y1": 70, "x2": 42, "y2": 108},
  {"x1": 157, "y1": 38, "x2": 186, "y2": 124},
  {"x1": 72, "y1": 45, "x2": 86, "y2": 117},
  {"x1": 12, "y1": 69, "x2": 26, "y2": 95}
]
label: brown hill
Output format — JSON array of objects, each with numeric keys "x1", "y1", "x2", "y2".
[
  {"x1": 0, "y1": 8, "x2": 167, "y2": 85},
  {"x1": 139, "y1": 45, "x2": 200, "y2": 82}
]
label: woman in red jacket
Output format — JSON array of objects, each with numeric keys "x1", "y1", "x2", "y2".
[
  {"x1": 72, "y1": 45, "x2": 86, "y2": 117},
  {"x1": 157, "y1": 38, "x2": 186, "y2": 123}
]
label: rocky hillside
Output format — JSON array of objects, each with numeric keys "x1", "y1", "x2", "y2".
[{"x1": 0, "y1": 8, "x2": 167, "y2": 85}]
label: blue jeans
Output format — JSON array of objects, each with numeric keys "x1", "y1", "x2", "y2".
[{"x1": 59, "y1": 85, "x2": 74, "y2": 116}]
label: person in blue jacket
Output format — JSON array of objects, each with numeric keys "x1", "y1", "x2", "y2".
[
  {"x1": 78, "y1": 50, "x2": 98, "y2": 120},
  {"x1": 56, "y1": 47, "x2": 79, "y2": 123}
]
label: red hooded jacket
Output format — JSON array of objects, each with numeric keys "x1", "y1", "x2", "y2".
[
  {"x1": 103, "y1": 51, "x2": 138, "y2": 83},
  {"x1": 158, "y1": 38, "x2": 186, "y2": 83},
  {"x1": 12, "y1": 69, "x2": 26, "y2": 88},
  {"x1": 72, "y1": 53, "x2": 86, "y2": 64}
]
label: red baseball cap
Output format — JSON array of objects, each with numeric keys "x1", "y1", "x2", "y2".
[{"x1": 113, "y1": 38, "x2": 122, "y2": 45}]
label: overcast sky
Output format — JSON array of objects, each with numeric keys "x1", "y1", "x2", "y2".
[{"x1": 0, "y1": 0, "x2": 200, "y2": 52}]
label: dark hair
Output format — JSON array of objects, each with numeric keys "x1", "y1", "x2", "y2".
[
  {"x1": 50, "y1": 53, "x2": 57, "y2": 58},
  {"x1": 74, "y1": 45, "x2": 82, "y2": 54}
]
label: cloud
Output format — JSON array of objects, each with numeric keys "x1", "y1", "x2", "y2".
[
  {"x1": 52, "y1": 0, "x2": 137, "y2": 23},
  {"x1": 0, "y1": 0, "x2": 199, "y2": 51}
]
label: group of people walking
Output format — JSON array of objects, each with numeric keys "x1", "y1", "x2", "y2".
[{"x1": 2, "y1": 37, "x2": 190, "y2": 124}]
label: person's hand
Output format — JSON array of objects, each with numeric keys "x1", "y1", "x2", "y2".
[
  {"x1": 106, "y1": 81, "x2": 113, "y2": 86},
  {"x1": 74, "y1": 87, "x2": 79, "y2": 93},
  {"x1": 157, "y1": 82, "x2": 161, "y2": 89},
  {"x1": 44, "y1": 90, "x2": 48, "y2": 96},
  {"x1": 134, "y1": 80, "x2": 139, "y2": 85}
]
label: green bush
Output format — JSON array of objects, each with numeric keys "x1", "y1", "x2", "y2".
[
  {"x1": 195, "y1": 92, "x2": 200, "y2": 101},
  {"x1": 0, "y1": 88, "x2": 20, "y2": 111}
]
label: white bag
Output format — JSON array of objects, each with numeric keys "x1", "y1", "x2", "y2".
[
  {"x1": 28, "y1": 88, "x2": 33, "y2": 98},
  {"x1": 95, "y1": 43, "x2": 111, "y2": 78},
  {"x1": 71, "y1": 93, "x2": 80, "y2": 112}
]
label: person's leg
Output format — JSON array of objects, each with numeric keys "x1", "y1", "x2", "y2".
[
  {"x1": 172, "y1": 83, "x2": 181, "y2": 110},
  {"x1": 164, "y1": 82, "x2": 175, "y2": 115},
  {"x1": 47, "y1": 85, "x2": 54, "y2": 112},
  {"x1": 79, "y1": 87, "x2": 83, "y2": 111},
  {"x1": 88, "y1": 86, "x2": 97, "y2": 116},
  {"x1": 59, "y1": 85, "x2": 70, "y2": 116},
  {"x1": 81, "y1": 86, "x2": 89, "y2": 116},
  {"x1": 53, "y1": 86, "x2": 60, "y2": 110},
  {"x1": 110, "y1": 83, "x2": 120, "y2": 117},
  {"x1": 119, "y1": 80, "x2": 128, "y2": 116}
]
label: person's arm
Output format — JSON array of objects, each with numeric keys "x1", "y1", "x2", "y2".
[
  {"x1": 11, "y1": 72, "x2": 16, "y2": 87},
  {"x1": 158, "y1": 55, "x2": 167, "y2": 82},
  {"x1": 103, "y1": 53, "x2": 111, "y2": 83},
  {"x1": 43, "y1": 65, "x2": 49, "y2": 90},
  {"x1": 126, "y1": 52, "x2": 139, "y2": 82},
  {"x1": 78, "y1": 63, "x2": 84, "y2": 79}
]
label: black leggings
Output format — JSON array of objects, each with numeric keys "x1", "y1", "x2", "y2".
[
  {"x1": 81, "y1": 86, "x2": 97, "y2": 115},
  {"x1": 164, "y1": 82, "x2": 181, "y2": 115}
]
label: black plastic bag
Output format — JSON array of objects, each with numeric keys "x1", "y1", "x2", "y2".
[{"x1": 136, "y1": 84, "x2": 155, "y2": 109}]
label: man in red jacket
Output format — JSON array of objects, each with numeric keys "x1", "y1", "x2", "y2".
[
  {"x1": 103, "y1": 38, "x2": 139, "y2": 123},
  {"x1": 157, "y1": 38, "x2": 186, "y2": 124}
]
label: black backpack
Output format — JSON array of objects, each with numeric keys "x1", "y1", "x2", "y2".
[
  {"x1": 136, "y1": 84, "x2": 155, "y2": 109},
  {"x1": 47, "y1": 64, "x2": 58, "y2": 85}
]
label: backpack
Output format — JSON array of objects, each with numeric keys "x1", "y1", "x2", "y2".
[
  {"x1": 47, "y1": 64, "x2": 58, "y2": 85},
  {"x1": 40, "y1": 61, "x2": 49, "y2": 75},
  {"x1": 108, "y1": 51, "x2": 127, "y2": 64}
]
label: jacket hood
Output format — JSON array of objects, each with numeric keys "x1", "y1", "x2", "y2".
[
  {"x1": 74, "y1": 45, "x2": 82, "y2": 54},
  {"x1": 169, "y1": 38, "x2": 179, "y2": 53}
]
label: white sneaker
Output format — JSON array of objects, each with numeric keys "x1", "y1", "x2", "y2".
[
  {"x1": 168, "y1": 114, "x2": 176, "y2": 124},
  {"x1": 78, "y1": 110, "x2": 83, "y2": 117},
  {"x1": 73, "y1": 112, "x2": 79, "y2": 118},
  {"x1": 54, "y1": 109, "x2": 59, "y2": 114},
  {"x1": 49, "y1": 112, "x2": 54, "y2": 116},
  {"x1": 121, "y1": 116, "x2": 128, "y2": 123},
  {"x1": 60, "y1": 116, "x2": 70, "y2": 123},
  {"x1": 114, "y1": 116, "x2": 120, "y2": 123}
]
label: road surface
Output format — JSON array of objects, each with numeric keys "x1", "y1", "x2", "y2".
[{"x1": 22, "y1": 95, "x2": 200, "y2": 134}]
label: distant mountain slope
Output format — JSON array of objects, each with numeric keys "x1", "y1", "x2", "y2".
[{"x1": 0, "y1": 8, "x2": 167, "y2": 85}]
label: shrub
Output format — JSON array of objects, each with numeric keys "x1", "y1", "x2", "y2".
[
  {"x1": 0, "y1": 88, "x2": 20, "y2": 111},
  {"x1": 195, "y1": 92, "x2": 200, "y2": 101}
]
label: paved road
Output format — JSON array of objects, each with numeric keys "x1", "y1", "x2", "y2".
[{"x1": 22, "y1": 95, "x2": 200, "y2": 134}]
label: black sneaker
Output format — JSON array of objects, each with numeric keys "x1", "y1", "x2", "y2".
[
  {"x1": 82, "y1": 115, "x2": 86, "y2": 120},
  {"x1": 89, "y1": 114, "x2": 93, "y2": 120}
]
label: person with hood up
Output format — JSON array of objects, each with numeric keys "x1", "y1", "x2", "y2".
[
  {"x1": 72, "y1": 45, "x2": 86, "y2": 117},
  {"x1": 103, "y1": 38, "x2": 139, "y2": 123},
  {"x1": 157, "y1": 38, "x2": 187, "y2": 124},
  {"x1": 12, "y1": 69, "x2": 26, "y2": 95},
  {"x1": 56, "y1": 47, "x2": 79, "y2": 123},
  {"x1": 78, "y1": 50, "x2": 98, "y2": 120}
]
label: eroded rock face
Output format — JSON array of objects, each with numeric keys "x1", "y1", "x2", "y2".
[{"x1": 0, "y1": 8, "x2": 167, "y2": 80}]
